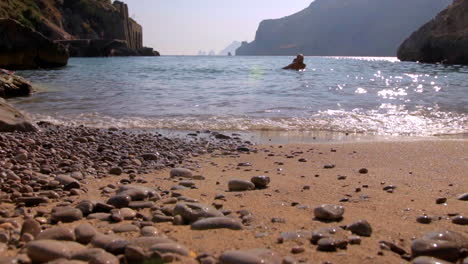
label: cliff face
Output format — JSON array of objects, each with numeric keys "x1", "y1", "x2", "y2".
[
  {"x1": 0, "y1": 0, "x2": 148, "y2": 53},
  {"x1": 236, "y1": 0, "x2": 451, "y2": 56},
  {"x1": 397, "y1": 0, "x2": 468, "y2": 64}
]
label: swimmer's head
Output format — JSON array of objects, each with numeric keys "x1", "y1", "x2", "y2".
[{"x1": 296, "y1": 54, "x2": 304, "y2": 63}]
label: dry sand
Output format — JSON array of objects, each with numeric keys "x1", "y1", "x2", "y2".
[{"x1": 2, "y1": 139, "x2": 467, "y2": 263}]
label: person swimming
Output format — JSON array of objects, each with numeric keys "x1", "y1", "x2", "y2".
[{"x1": 283, "y1": 54, "x2": 306, "y2": 71}]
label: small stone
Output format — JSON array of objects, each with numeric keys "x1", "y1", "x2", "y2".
[
  {"x1": 317, "y1": 238, "x2": 344, "y2": 252},
  {"x1": 228, "y1": 179, "x2": 255, "y2": 191},
  {"x1": 170, "y1": 168, "x2": 193, "y2": 178},
  {"x1": 107, "y1": 195, "x2": 131, "y2": 208},
  {"x1": 452, "y1": 215, "x2": 468, "y2": 225},
  {"x1": 411, "y1": 238, "x2": 460, "y2": 262},
  {"x1": 72, "y1": 248, "x2": 119, "y2": 264},
  {"x1": 191, "y1": 217, "x2": 243, "y2": 230},
  {"x1": 314, "y1": 204, "x2": 344, "y2": 221},
  {"x1": 26, "y1": 240, "x2": 86, "y2": 263},
  {"x1": 109, "y1": 167, "x2": 123, "y2": 175},
  {"x1": 416, "y1": 215, "x2": 432, "y2": 224},
  {"x1": 348, "y1": 235, "x2": 361, "y2": 245},
  {"x1": 75, "y1": 223, "x2": 96, "y2": 244},
  {"x1": 140, "y1": 226, "x2": 159, "y2": 236},
  {"x1": 457, "y1": 193, "x2": 468, "y2": 201},
  {"x1": 324, "y1": 164, "x2": 335, "y2": 169},
  {"x1": 251, "y1": 175, "x2": 270, "y2": 189},
  {"x1": 412, "y1": 256, "x2": 453, "y2": 264},
  {"x1": 291, "y1": 246, "x2": 305, "y2": 254},
  {"x1": 51, "y1": 208, "x2": 83, "y2": 223},
  {"x1": 436, "y1": 197, "x2": 447, "y2": 204},
  {"x1": 36, "y1": 226, "x2": 75, "y2": 241},
  {"x1": 21, "y1": 219, "x2": 41, "y2": 238},
  {"x1": 358, "y1": 168, "x2": 368, "y2": 174},
  {"x1": 219, "y1": 249, "x2": 282, "y2": 264},
  {"x1": 149, "y1": 243, "x2": 190, "y2": 256},
  {"x1": 346, "y1": 220, "x2": 372, "y2": 237}
]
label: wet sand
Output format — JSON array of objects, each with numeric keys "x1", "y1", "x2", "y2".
[{"x1": 1, "y1": 135, "x2": 467, "y2": 263}]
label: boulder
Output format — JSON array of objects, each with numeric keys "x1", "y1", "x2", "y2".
[
  {"x1": 0, "y1": 19, "x2": 68, "y2": 70},
  {"x1": 398, "y1": 0, "x2": 468, "y2": 64},
  {"x1": 0, "y1": 73, "x2": 33, "y2": 97},
  {"x1": 0, "y1": 98, "x2": 37, "y2": 132}
]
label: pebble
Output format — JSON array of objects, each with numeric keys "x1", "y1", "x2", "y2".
[
  {"x1": 228, "y1": 179, "x2": 255, "y2": 191},
  {"x1": 109, "y1": 167, "x2": 123, "y2": 175},
  {"x1": 412, "y1": 256, "x2": 453, "y2": 264},
  {"x1": 251, "y1": 175, "x2": 271, "y2": 189},
  {"x1": 140, "y1": 226, "x2": 159, "y2": 236},
  {"x1": 173, "y1": 202, "x2": 224, "y2": 223},
  {"x1": 36, "y1": 226, "x2": 75, "y2": 241},
  {"x1": 149, "y1": 243, "x2": 190, "y2": 256},
  {"x1": 20, "y1": 219, "x2": 41, "y2": 238},
  {"x1": 458, "y1": 193, "x2": 468, "y2": 201},
  {"x1": 51, "y1": 207, "x2": 83, "y2": 223},
  {"x1": 74, "y1": 223, "x2": 96, "y2": 244},
  {"x1": 314, "y1": 204, "x2": 345, "y2": 221},
  {"x1": 191, "y1": 217, "x2": 243, "y2": 230},
  {"x1": 411, "y1": 231, "x2": 466, "y2": 262},
  {"x1": 107, "y1": 195, "x2": 131, "y2": 208},
  {"x1": 436, "y1": 197, "x2": 447, "y2": 204},
  {"x1": 72, "y1": 248, "x2": 119, "y2": 264},
  {"x1": 346, "y1": 220, "x2": 372, "y2": 237},
  {"x1": 324, "y1": 164, "x2": 335, "y2": 169},
  {"x1": 291, "y1": 246, "x2": 305, "y2": 254},
  {"x1": 219, "y1": 249, "x2": 282, "y2": 264},
  {"x1": 417, "y1": 215, "x2": 432, "y2": 224},
  {"x1": 452, "y1": 215, "x2": 468, "y2": 225},
  {"x1": 16, "y1": 196, "x2": 49, "y2": 207},
  {"x1": 170, "y1": 168, "x2": 193, "y2": 178},
  {"x1": 26, "y1": 240, "x2": 86, "y2": 263},
  {"x1": 358, "y1": 168, "x2": 368, "y2": 174},
  {"x1": 87, "y1": 213, "x2": 111, "y2": 221}
]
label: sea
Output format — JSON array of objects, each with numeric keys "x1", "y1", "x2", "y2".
[{"x1": 9, "y1": 56, "x2": 468, "y2": 142}]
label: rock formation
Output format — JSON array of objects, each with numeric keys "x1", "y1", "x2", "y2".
[
  {"x1": 0, "y1": 19, "x2": 68, "y2": 70},
  {"x1": 0, "y1": 98, "x2": 37, "y2": 132},
  {"x1": 0, "y1": 72, "x2": 34, "y2": 97},
  {"x1": 0, "y1": 0, "x2": 159, "y2": 58},
  {"x1": 397, "y1": 0, "x2": 468, "y2": 64},
  {"x1": 236, "y1": 0, "x2": 451, "y2": 56}
]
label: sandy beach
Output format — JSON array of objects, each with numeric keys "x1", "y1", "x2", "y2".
[{"x1": 1, "y1": 128, "x2": 466, "y2": 263}]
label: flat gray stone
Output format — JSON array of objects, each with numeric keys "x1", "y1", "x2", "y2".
[
  {"x1": 72, "y1": 248, "x2": 119, "y2": 264},
  {"x1": 51, "y1": 208, "x2": 83, "y2": 223},
  {"x1": 149, "y1": 243, "x2": 190, "y2": 256},
  {"x1": 191, "y1": 217, "x2": 243, "y2": 230},
  {"x1": 346, "y1": 219, "x2": 372, "y2": 237},
  {"x1": 314, "y1": 204, "x2": 345, "y2": 221},
  {"x1": 173, "y1": 202, "x2": 223, "y2": 223},
  {"x1": 26, "y1": 240, "x2": 85, "y2": 263},
  {"x1": 219, "y1": 249, "x2": 282, "y2": 264},
  {"x1": 170, "y1": 168, "x2": 193, "y2": 178},
  {"x1": 458, "y1": 193, "x2": 468, "y2": 201},
  {"x1": 412, "y1": 256, "x2": 453, "y2": 264},
  {"x1": 228, "y1": 179, "x2": 255, "y2": 191},
  {"x1": 112, "y1": 224, "x2": 140, "y2": 233},
  {"x1": 36, "y1": 226, "x2": 75, "y2": 241}
]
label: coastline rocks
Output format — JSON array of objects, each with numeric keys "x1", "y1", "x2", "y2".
[
  {"x1": 191, "y1": 217, "x2": 243, "y2": 230},
  {"x1": 251, "y1": 175, "x2": 270, "y2": 189},
  {"x1": 0, "y1": 98, "x2": 37, "y2": 132},
  {"x1": 0, "y1": 19, "x2": 68, "y2": 70},
  {"x1": 397, "y1": 0, "x2": 468, "y2": 64},
  {"x1": 228, "y1": 179, "x2": 255, "y2": 191},
  {"x1": 314, "y1": 204, "x2": 345, "y2": 221},
  {"x1": 26, "y1": 240, "x2": 86, "y2": 263},
  {"x1": 219, "y1": 249, "x2": 282, "y2": 264},
  {"x1": 0, "y1": 73, "x2": 33, "y2": 97}
]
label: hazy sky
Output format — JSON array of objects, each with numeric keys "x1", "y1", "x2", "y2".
[{"x1": 122, "y1": 0, "x2": 313, "y2": 55}]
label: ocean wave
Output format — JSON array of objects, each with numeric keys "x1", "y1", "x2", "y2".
[{"x1": 29, "y1": 110, "x2": 468, "y2": 137}]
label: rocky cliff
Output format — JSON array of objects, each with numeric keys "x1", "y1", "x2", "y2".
[
  {"x1": 236, "y1": 0, "x2": 451, "y2": 56},
  {"x1": 397, "y1": 0, "x2": 468, "y2": 64},
  {"x1": 0, "y1": 0, "x2": 158, "y2": 57}
]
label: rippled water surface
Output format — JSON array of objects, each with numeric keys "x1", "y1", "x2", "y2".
[{"x1": 10, "y1": 56, "x2": 468, "y2": 136}]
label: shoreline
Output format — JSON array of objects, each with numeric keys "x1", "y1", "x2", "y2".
[{"x1": 0, "y1": 123, "x2": 467, "y2": 263}]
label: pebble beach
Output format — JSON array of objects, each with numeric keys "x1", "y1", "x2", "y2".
[{"x1": 0, "y1": 123, "x2": 467, "y2": 264}]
